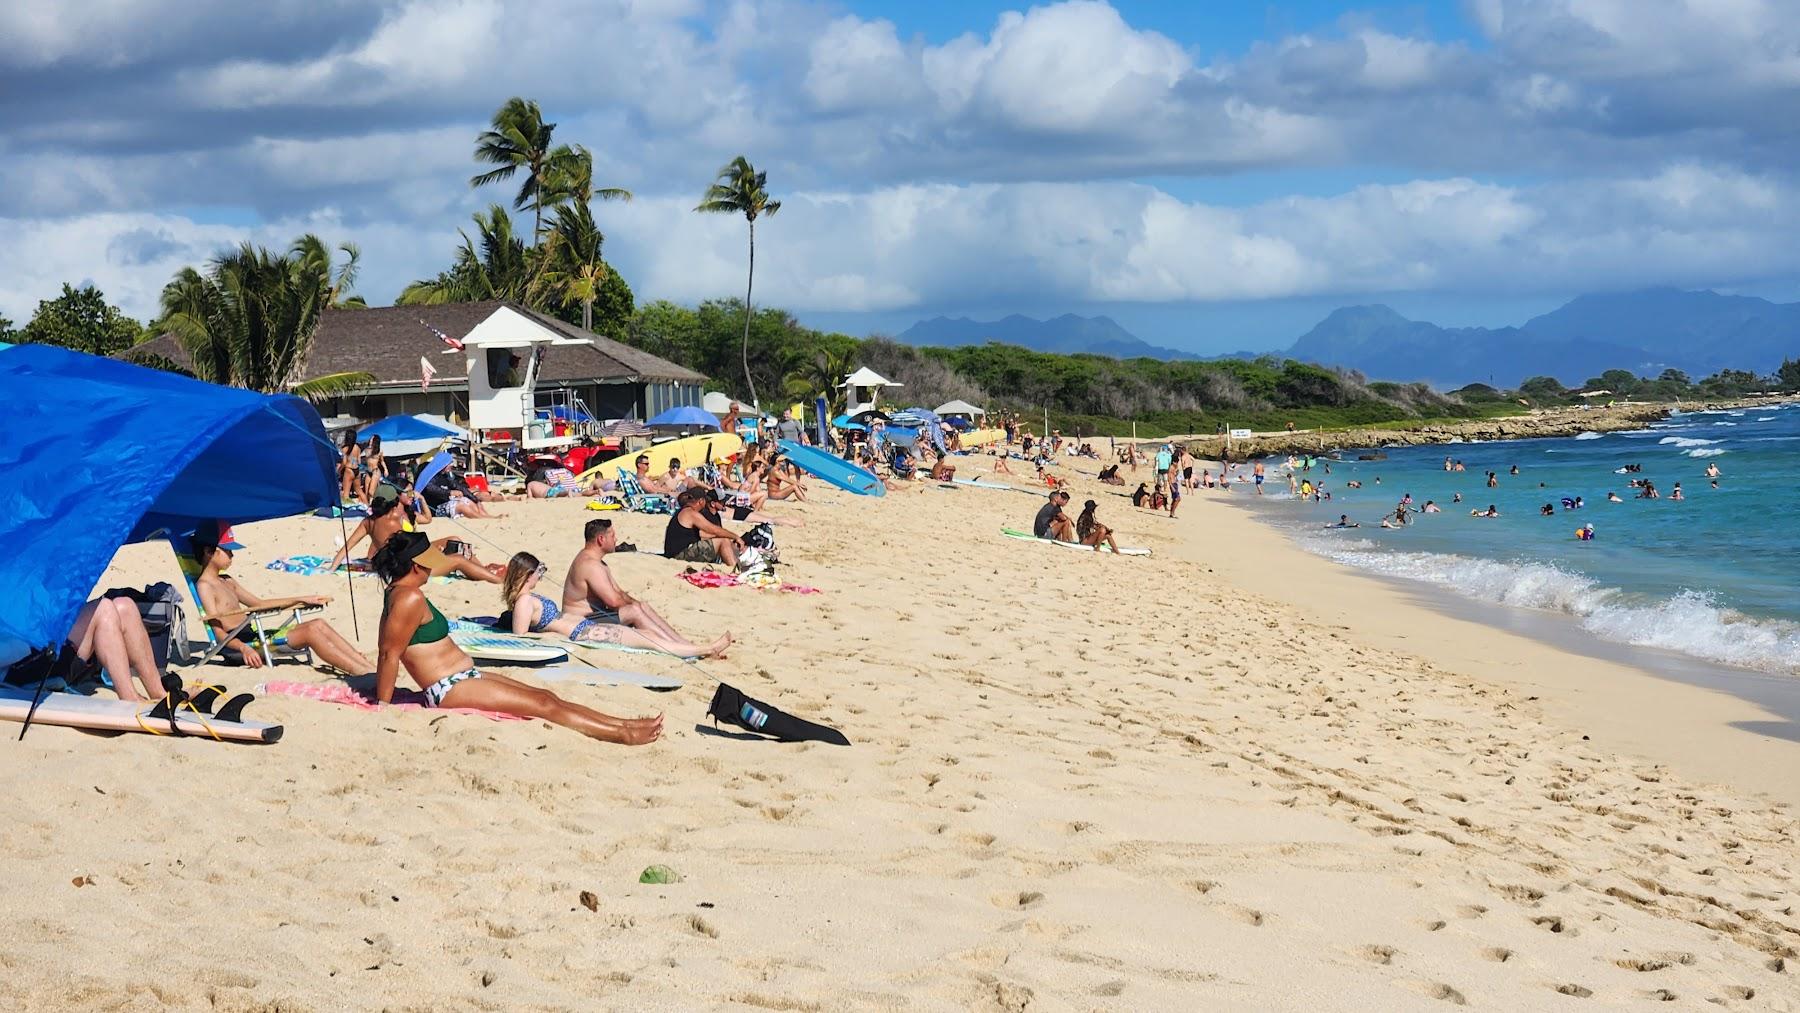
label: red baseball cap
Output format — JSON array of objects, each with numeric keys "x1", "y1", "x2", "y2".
[{"x1": 194, "y1": 519, "x2": 245, "y2": 551}]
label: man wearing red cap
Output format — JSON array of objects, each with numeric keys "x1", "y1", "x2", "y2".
[{"x1": 192, "y1": 520, "x2": 375, "y2": 674}]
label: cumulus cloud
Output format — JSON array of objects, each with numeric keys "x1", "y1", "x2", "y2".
[{"x1": 1, "y1": 0, "x2": 1798, "y2": 330}]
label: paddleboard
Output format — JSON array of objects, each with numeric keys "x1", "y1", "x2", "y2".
[
  {"x1": 999, "y1": 527, "x2": 1151, "y2": 556},
  {"x1": 531, "y1": 666, "x2": 684, "y2": 690},
  {"x1": 575, "y1": 432, "x2": 744, "y2": 484},
  {"x1": 450, "y1": 632, "x2": 568, "y2": 663},
  {"x1": 958, "y1": 428, "x2": 1006, "y2": 448},
  {"x1": 777, "y1": 440, "x2": 885, "y2": 497},
  {"x1": 954, "y1": 478, "x2": 1015, "y2": 490},
  {"x1": 0, "y1": 686, "x2": 282, "y2": 743}
]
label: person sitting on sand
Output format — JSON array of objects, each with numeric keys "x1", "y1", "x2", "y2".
[
  {"x1": 764, "y1": 457, "x2": 806, "y2": 501},
  {"x1": 1033, "y1": 490, "x2": 1077, "y2": 542},
  {"x1": 191, "y1": 521, "x2": 374, "y2": 675},
  {"x1": 991, "y1": 452, "x2": 1013, "y2": 475},
  {"x1": 665, "y1": 488, "x2": 743, "y2": 566},
  {"x1": 63, "y1": 597, "x2": 170, "y2": 703},
  {"x1": 562, "y1": 518, "x2": 731, "y2": 657},
  {"x1": 499, "y1": 551, "x2": 724, "y2": 659},
  {"x1": 1326, "y1": 514, "x2": 1359, "y2": 529},
  {"x1": 328, "y1": 487, "x2": 502, "y2": 584},
  {"x1": 371, "y1": 533, "x2": 662, "y2": 743},
  {"x1": 1150, "y1": 481, "x2": 1167, "y2": 511},
  {"x1": 1075, "y1": 499, "x2": 1121, "y2": 554},
  {"x1": 1471, "y1": 504, "x2": 1499, "y2": 517},
  {"x1": 1098, "y1": 463, "x2": 1123, "y2": 485},
  {"x1": 1131, "y1": 483, "x2": 1151, "y2": 508},
  {"x1": 889, "y1": 444, "x2": 917, "y2": 480},
  {"x1": 929, "y1": 451, "x2": 956, "y2": 482}
]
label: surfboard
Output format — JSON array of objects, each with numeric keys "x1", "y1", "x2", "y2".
[
  {"x1": 777, "y1": 440, "x2": 885, "y2": 496},
  {"x1": 0, "y1": 686, "x2": 282, "y2": 743},
  {"x1": 574, "y1": 432, "x2": 744, "y2": 484},
  {"x1": 957, "y1": 428, "x2": 1005, "y2": 448},
  {"x1": 530, "y1": 666, "x2": 684, "y2": 690},
  {"x1": 954, "y1": 478, "x2": 1015, "y2": 490},
  {"x1": 450, "y1": 632, "x2": 568, "y2": 663},
  {"x1": 999, "y1": 527, "x2": 1152, "y2": 556}
]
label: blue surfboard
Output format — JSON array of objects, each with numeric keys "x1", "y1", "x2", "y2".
[{"x1": 777, "y1": 440, "x2": 885, "y2": 497}]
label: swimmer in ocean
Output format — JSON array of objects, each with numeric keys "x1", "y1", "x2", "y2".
[
  {"x1": 1540, "y1": 502, "x2": 1555, "y2": 516},
  {"x1": 1452, "y1": 491, "x2": 1463, "y2": 503},
  {"x1": 1509, "y1": 464, "x2": 1520, "y2": 475},
  {"x1": 1704, "y1": 462, "x2": 1721, "y2": 479},
  {"x1": 1471, "y1": 504, "x2": 1499, "y2": 517},
  {"x1": 1327, "y1": 514, "x2": 1360, "y2": 529},
  {"x1": 1607, "y1": 491, "x2": 1623, "y2": 502},
  {"x1": 1670, "y1": 482, "x2": 1684, "y2": 501},
  {"x1": 1422, "y1": 500, "x2": 1441, "y2": 513}
]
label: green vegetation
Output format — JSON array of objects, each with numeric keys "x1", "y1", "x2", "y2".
[
  {"x1": 1513, "y1": 365, "x2": 1783, "y2": 405},
  {"x1": 694, "y1": 156, "x2": 781, "y2": 408},
  {"x1": 156, "y1": 236, "x2": 375, "y2": 399},
  {"x1": 7, "y1": 283, "x2": 145, "y2": 356}
]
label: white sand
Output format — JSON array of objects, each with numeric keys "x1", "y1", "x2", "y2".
[{"x1": 2, "y1": 461, "x2": 1796, "y2": 1011}]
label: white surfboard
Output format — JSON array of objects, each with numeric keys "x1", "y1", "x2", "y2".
[
  {"x1": 0, "y1": 686, "x2": 282, "y2": 743},
  {"x1": 450, "y1": 632, "x2": 568, "y2": 663},
  {"x1": 530, "y1": 666, "x2": 684, "y2": 690}
]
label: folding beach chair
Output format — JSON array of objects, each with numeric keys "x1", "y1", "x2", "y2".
[
  {"x1": 170, "y1": 534, "x2": 320, "y2": 667},
  {"x1": 614, "y1": 468, "x2": 672, "y2": 514}
]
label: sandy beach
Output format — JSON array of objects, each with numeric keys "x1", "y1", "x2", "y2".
[{"x1": 3, "y1": 459, "x2": 1796, "y2": 1011}]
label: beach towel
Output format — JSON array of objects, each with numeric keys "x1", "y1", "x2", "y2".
[
  {"x1": 676, "y1": 570, "x2": 822, "y2": 594},
  {"x1": 259, "y1": 679, "x2": 525, "y2": 721},
  {"x1": 264, "y1": 554, "x2": 362, "y2": 577}
]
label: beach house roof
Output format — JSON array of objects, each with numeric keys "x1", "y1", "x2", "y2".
[{"x1": 121, "y1": 301, "x2": 706, "y2": 390}]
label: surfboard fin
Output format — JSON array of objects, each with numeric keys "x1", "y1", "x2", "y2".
[
  {"x1": 214, "y1": 693, "x2": 255, "y2": 724},
  {"x1": 706, "y1": 683, "x2": 849, "y2": 746}
]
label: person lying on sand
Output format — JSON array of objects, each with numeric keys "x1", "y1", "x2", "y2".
[
  {"x1": 499, "y1": 551, "x2": 723, "y2": 658},
  {"x1": 562, "y1": 518, "x2": 731, "y2": 657},
  {"x1": 1075, "y1": 499, "x2": 1121, "y2": 553},
  {"x1": 371, "y1": 533, "x2": 661, "y2": 743},
  {"x1": 665, "y1": 488, "x2": 743, "y2": 566},
  {"x1": 192, "y1": 522, "x2": 374, "y2": 675},
  {"x1": 63, "y1": 597, "x2": 168, "y2": 703},
  {"x1": 1033, "y1": 490, "x2": 1077, "y2": 542},
  {"x1": 328, "y1": 487, "x2": 503, "y2": 584}
]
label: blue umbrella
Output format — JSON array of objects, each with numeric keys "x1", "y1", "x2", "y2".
[
  {"x1": 904, "y1": 407, "x2": 946, "y2": 452},
  {"x1": 831, "y1": 414, "x2": 867, "y2": 432},
  {"x1": 646, "y1": 405, "x2": 721, "y2": 430},
  {"x1": 358, "y1": 414, "x2": 461, "y2": 444}
]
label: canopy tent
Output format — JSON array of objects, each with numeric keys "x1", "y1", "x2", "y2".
[
  {"x1": 934, "y1": 399, "x2": 986, "y2": 418},
  {"x1": 646, "y1": 405, "x2": 721, "y2": 430},
  {"x1": 843, "y1": 367, "x2": 902, "y2": 388},
  {"x1": 0, "y1": 342, "x2": 339, "y2": 667},
  {"x1": 356, "y1": 413, "x2": 467, "y2": 456},
  {"x1": 701, "y1": 390, "x2": 737, "y2": 414}
]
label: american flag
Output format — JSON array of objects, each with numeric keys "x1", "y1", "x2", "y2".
[
  {"x1": 419, "y1": 356, "x2": 436, "y2": 390},
  {"x1": 418, "y1": 318, "x2": 463, "y2": 352}
]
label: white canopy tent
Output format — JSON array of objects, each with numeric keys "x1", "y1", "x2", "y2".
[{"x1": 933, "y1": 399, "x2": 986, "y2": 419}]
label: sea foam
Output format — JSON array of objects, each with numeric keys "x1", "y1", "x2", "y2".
[
  {"x1": 1686, "y1": 448, "x2": 1728, "y2": 458},
  {"x1": 1658, "y1": 436, "x2": 1720, "y2": 447},
  {"x1": 1307, "y1": 543, "x2": 1800, "y2": 674},
  {"x1": 1573, "y1": 431, "x2": 1603, "y2": 440}
]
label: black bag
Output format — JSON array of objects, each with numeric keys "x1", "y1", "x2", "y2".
[
  {"x1": 101, "y1": 582, "x2": 188, "y2": 667},
  {"x1": 706, "y1": 682, "x2": 849, "y2": 746}
]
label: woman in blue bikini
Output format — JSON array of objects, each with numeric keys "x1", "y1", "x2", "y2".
[
  {"x1": 498, "y1": 551, "x2": 721, "y2": 659},
  {"x1": 373, "y1": 533, "x2": 662, "y2": 744}
]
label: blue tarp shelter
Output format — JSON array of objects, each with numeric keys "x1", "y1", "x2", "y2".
[{"x1": 0, "y1": 343, "x2": 340, "y2": 667}]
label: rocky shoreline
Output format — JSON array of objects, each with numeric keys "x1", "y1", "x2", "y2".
[{"x1": 1175, "y1": 395, "x2": 1792, "y2": 460}]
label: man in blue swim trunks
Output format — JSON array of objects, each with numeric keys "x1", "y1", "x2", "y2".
[{"x1": 561, "y1": 518, "x2": 729, "y2": 651}]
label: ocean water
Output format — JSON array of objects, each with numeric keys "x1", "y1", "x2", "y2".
[{"x1": 1250, "y1": 403, "x2": 1800, "y2": 676}]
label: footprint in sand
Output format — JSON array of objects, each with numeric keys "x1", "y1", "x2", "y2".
[
  {"x1": 1479, "y1": 947, "x2": 1512, "y2": 963},
  {"x1": 1554, "y1": 983, "x2": 1593, "y2": 998},
  {"x1": 989, "y1": 890, "x2": 1044, "y2": 911},
  {"x1": 1356, "y1": 944, "x2": 1397, "y2": 965}
]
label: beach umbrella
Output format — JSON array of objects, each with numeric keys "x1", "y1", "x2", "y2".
[
  {"x1": 946, "y1": 417, "x2": 972, "y2": 430},
  {"x1": 831, "y1": 413, "x2": 867, "y2": 431},
  {"x1": 601, "y1": 418, "x2": 652, "y2": 438},
  {"x1": 646, "y1": 405, "x2": 721, "y2": 430},
  {"x1": 852, "y1": 408, "x2": 891, "y2": 425},
  {"x1": 0, "y1": 343, "x2": 338, "y2": 669}
]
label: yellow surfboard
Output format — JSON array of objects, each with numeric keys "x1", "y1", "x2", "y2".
[
  {"x1": 958, "y1": 428, "x2": 1006, "y2": 448},
  {"x1": 576, "y1": 431, "x2": 745, "y2": 483}
]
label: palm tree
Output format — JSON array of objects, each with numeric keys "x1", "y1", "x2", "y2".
[
  {"x1": 792, "y1": 345, "x2": 857, "y2": 416},
  {"x1": 538, "y1": 144, "x2": 632, "y2": 211},
  {"x1": 398, "y1": 206, "x2": 538, "y2": 305},
  {"x1": 470, "y1": 97, "x2": 564, "y2": 241},
  {"x1": 155, "y1": 236, "x2": 374, "y2": 400},
  {"x1": 535, "y1": 202, "x2": 610, "y2": 332},
  {"x1": 292, "y1": 234, "x2": 367, "y2": 308},
  {"x1": 695, "y1": 156, "x2": 780, "y2": 408}
]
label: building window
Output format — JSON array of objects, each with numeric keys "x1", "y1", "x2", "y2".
[{"x1": 486, "y1": 348, "x2": 523, "y2": 389}]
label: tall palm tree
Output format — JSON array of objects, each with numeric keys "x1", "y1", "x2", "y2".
[
  {"x1": 155, "y1": 236, "x2": 374, "y2": 400},
  {"x1": 398, "y1": 205, "x2": 538, "y2": 305},
  {"x1": 535, "y1": 202, "x2": 610, "y2": 332},
  {"x1": 292, "y1": 234, "x2": 367, "y2": 308},
  {"x1": 470, "y1": 97, "x2": 564, "y2": 242},
  {"x1": 695, "y1": 156, "x2": 780, "y2": 408},
  {"x1": 538, "y1": 144, "x2": 632, "y2": 211}
]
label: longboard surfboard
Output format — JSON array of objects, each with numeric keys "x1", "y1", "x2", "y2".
[
  {"x1": 0, "y1": 686, "x2": 282, "y2": 743},
  {"x1": 575, "y1": 432, "x2": 744, "y2": 485},
  {"x1": 531, "y1": 666, "x2": 684, "y2": 690},
  {"x1": 777, "y1": 440, "x2": 885, "y2": 496},
  {"x1": 1000, "y1": 527, "x2": 1152, "y2": 556},
  {"x1": 953, "y1": 478, "x2": 1015, "y2": 490}
]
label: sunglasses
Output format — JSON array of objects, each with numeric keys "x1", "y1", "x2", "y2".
[{"x1": 532, "y1": 563, "x2": 547, "y2": 580}]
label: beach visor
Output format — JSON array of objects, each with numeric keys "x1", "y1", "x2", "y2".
[
  {"x1": 0, "y1": 344, "x2": 338, "y2": 668},
  {"x1": 707, "y1": 682, "x2": 850, "y2": 746}
]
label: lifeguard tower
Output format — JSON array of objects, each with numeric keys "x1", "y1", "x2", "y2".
[
  {"x1": 462, "y1": 306, "x2": 596, "y2": 451},
  {"x1": 842, "y1": 367, "x2": 903, "y2": 416}
]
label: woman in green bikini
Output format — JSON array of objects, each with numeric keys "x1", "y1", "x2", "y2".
[{"x1": 372, "y1": 533, "x2": 662, "y2": 745}]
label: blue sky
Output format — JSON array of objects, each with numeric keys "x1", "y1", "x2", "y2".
[{"x1": 2, "y1": 0, "x2": 1797, "y2": 352}]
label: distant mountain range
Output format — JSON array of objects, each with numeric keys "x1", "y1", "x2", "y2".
[
  {"x1": 897, "y1": 313, "x2": 1198, "y2": 361},
  {"x1": 896, "y1": 289, "x2": 1800, "y2": 388}
]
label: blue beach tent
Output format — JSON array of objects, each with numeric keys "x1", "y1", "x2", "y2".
[
  {"x1": 356, "y1": 413, "x2": 462, "y2": 445},
  {"x1": 0, "y1": 343, "x2": 340, "y2": 667}
]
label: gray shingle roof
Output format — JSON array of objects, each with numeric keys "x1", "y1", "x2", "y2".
[{"x1": 118, "y1": 301, "x2": 707, "y2": 388}]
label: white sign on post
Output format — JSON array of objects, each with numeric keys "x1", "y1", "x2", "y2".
[{"x1": 1228, "y1": 428, "x2": 1254, "y2": 439}]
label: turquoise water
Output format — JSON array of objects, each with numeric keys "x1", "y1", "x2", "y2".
[{"x1": 1255, "y1": 403, "x2": 1800, "y2": 675}]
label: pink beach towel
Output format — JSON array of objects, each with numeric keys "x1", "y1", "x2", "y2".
[
  {"x1": 675, "y1": 570, "x2": 821, "y2": 594},
  {"x1": 259, "y1": 680, "x2": 527, "y2": 721}
]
